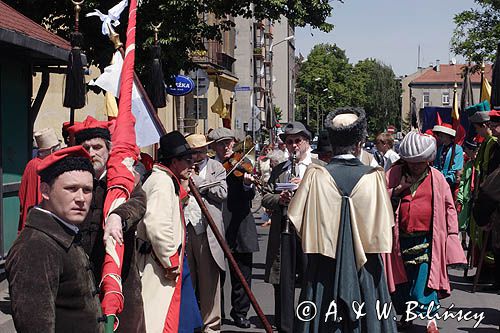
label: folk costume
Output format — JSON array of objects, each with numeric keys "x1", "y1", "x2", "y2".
[
  {"x1": 432, "y1": 124, "x2": 464, "y2": 191},
  {"x1": 18, "y1": 128, "x2": 60, "y2": 231},
  {"x1": 6, "y1": 147, "x2": 104, "y2": 333},
  {"x1": 468, "y1": 111, "x2": 497, "y2": 268},
  {"x1": 70, "y1": 117, "x2": 146, "y2": 332},
  {"x1": 137, "y1": 132, "x2": 202, "y2": 333},
  {"x1": 185, "y1": 134, "x2": 228, "y2": 332},
  {"x1": 472, "y1": 109, "x2": 500, "y2": 291},
  {"x1": 208, "y1": 128, "x2": 259, "y2": 327},
  {"x1": 288, "y1": 108, "x2": 397, "y2": 333},
  {"x1": 262, "y1": 121, "x2": 323, "y2": 333},
  {"x1": 384, "y1": 131, "x2": 466, "y2": 320},
  {"x1": 456, "y1": 140, "x2": 478, "y2": 231}
]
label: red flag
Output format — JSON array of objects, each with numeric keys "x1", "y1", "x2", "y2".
[{"x1": 100, "y1": 0, "x2": 139, "y2": 330}]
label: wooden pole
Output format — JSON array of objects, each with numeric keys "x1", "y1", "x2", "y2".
[{"x1": 188, "y1": 178, "x2": 273, "y2": 333}]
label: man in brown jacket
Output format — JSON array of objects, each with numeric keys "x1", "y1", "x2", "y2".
[
  {"x1": 6, "y1": 146, "x2": 104, "y2": 332},
  {"x1": 70, "y1": 116, "x2": 147, "y2": 332}
]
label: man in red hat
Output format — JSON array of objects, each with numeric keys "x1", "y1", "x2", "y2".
[
  {"x1": 432, "y1": 123, "x2": 464, "y2": 191},
  {"x1": 70, "y1": 115, "x2": 147, "y2": 332},
  {"x1": 6, "y1": 146, "x2": 105, "y2": 332}
]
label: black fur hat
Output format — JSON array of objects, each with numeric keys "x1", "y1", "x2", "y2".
[
  {"x1": 324, "y1": 107, "x2": 367, "y2": 148},
  {"x1": 38, "y1": 146, "x2": 95, "y2": 184},
  {"x1": 75, "y1": 128, "x2": 111, "y2": 145}
]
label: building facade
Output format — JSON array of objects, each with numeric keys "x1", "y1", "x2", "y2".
[
  {"x1": 403, "y1": 63, "x2": 492, "y2": 130},
  {"x1": 233, "y1": 15, "x2": 295, "y2": 140}
]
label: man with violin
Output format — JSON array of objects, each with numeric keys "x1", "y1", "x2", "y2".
[
  {"x1": 262, "y1": 121, "x2": 324, "y2": 332},
  {"x1": 184, "y1": 133, "x2": 228, "y2": 332},
  {"x1": 207, "y1": 128, "x2": 259, "y2": 329}
]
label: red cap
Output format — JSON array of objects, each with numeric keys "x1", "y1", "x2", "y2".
[
  {"x1": 37, "y1": 146, "x2": 91, "y2": 174},
  {"x1": 489, "y1": 109, "x2": 500, "y2": 118},
  {"x1": 67, "y1": 116, "x2": 114, "y2": 135},
  {"x1": 140, "y1": 152, "x2": 154, "y2": 172},
  {"x1": 62, "y1": 121, "x2": 72, "y2": 132}
]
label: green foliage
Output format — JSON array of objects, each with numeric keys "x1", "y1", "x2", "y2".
[
  {"x1": 274, "y1": 106, "x2": 282, "y2": 121},
  {"x1": 451, "y1": 0, "x2": 500, "y2": 63},
  {"x1": 4, "y1": 0, "x2": 336, "y2": 79},
  {"x1": 351, "y1": 59, "x2": 402, "y2": 134},
  {"x1": 295, "y1": 44, "x2": 353, "y2": 134},
  {"x1": 295, "y1": 45, "x2": 401, "y2": 135}
]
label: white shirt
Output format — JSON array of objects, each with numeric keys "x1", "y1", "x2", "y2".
[
  {"x1": 334, "y1": 153, "x2": 357, "y2": 160},
  {"x1": 184, "y1": 159, "x2": 208, "y2": 235},
  {"x1": 282, "y1": 150, "x2": 313, "y2": 182},
  {"x1": 35, "y1": 206, "x2": 80, "y2": 234},
  {"x1": 383, "y1": 149, "x2": 400, "y2": 172}
]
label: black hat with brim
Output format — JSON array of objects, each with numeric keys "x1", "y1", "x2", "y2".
[
  {"x1": 159, "y1": 131, "x2": 193, "y2": 160},
  {"x1": 311, "y1": 130, "x2": 332, "y2": 154}
]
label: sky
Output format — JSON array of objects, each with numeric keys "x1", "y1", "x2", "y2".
[{"x1": 295, "y1": 0, "x2": 480, "y2": 76}]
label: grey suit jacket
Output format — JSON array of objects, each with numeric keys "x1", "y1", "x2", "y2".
[{"x1": 191, "y1": 158, "x2": 228, "y2": 271}]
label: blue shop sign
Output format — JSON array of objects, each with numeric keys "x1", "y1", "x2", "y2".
[{"x1": 165, "y1": 75, "x2": 195, "y2": 96}]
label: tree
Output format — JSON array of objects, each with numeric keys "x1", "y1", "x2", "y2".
[
  {"x1": 5, "y1": 0, "x2": 337, "y2": 78},
  {"x1": 295, "y1": 45, "x2": 401, "y2": 136},
  {"x1": 295, "y1": 43, "x2": 354, "y2": 135},
  {"x1": 350, "y1": 59, "x2": 401, "y2": 134},
  {"x1": 451, "y1": 0, "x2": 500, "y2": 63}
]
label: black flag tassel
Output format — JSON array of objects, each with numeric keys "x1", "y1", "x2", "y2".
[
  {"x1": 148, "y1": 45, "x2": 166, "y2": 109},
  {"x1": 63, "y1": 31, "x2": 86, "y2": 108}
]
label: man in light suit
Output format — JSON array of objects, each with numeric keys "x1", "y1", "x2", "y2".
[{"x1": 185, "y1": 134, "x2": 228, "y2": 332}]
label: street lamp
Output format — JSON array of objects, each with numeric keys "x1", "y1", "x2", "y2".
[
  {"x1": 269, "y1": 35, "x2": 294, "y2": 143},
  {"x1": 306, "y1": 77, "x2": 322, "y2": 124}
]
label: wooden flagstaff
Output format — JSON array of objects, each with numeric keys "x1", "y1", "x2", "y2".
[
  {"x1": 188, "y1": 178, "x2": 273, "y2": 333},
  {"x1": 108, "y1": 22, "x2": 271, "y2": 331}
]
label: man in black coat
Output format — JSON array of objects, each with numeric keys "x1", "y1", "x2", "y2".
[
  {"x1": 7, "y1": 146, "x2": 104, "y2": 332},
  {"x1": 262, "y1": 122, "x2": 324, "y2": 332},
  {"x1": 71, "y1": 117, "x2": 147, "y2": 332},
  {"x1": 208, "y1": 128, "x2": 259, "y2": 329}
]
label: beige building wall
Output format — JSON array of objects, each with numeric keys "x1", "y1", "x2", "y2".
[
  {"x1": 272, "y1": 16, "x2": 295, "y2": 124},
  {"x1": 401, "y1": 68, "x2": 429, "y2": 131}
]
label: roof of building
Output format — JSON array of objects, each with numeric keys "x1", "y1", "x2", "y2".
[
  {"x1": 411, "y1": 64, "x2": 492, "y2": 85},
  {"x1": 0, "y1": 1, "x2": 70, "y2": 63}
]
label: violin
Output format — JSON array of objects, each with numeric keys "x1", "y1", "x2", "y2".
[
  {"x1": 223, "y1": 152, "x2": 254, "y2": 178},
  {"x1": 222, "y1": 150, "x2": 264, "y2": 190}
]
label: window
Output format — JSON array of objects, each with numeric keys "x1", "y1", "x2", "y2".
[
  {"x1": 442, "y1": 91, "x2": 450, "y2": 105},
  {"x1": 423, "y1": 92, "x2": 430, "y2": 107}
]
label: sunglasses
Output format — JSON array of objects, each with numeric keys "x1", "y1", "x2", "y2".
[{"x1": 286, "y1": 138, "x2": 304, "y2": 145}]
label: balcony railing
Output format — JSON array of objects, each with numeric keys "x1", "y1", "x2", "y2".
[{"x1": 191, "y1": 41, "x2": 236, "y2": 72}]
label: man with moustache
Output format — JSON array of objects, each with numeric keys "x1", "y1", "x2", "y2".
[
  {"x1": 262, "y1": 121, "x2": 324, "y2": 332},
  {"x1": 207, "y1": 128, "x2": 258, "y2": 329},
  {"x1": 69, "y1": 116, "x2": 146, "y2": 332},
  {"x1": 184, "y1": 134, "x2": 227, "y2": 332},
  {"x1": 6, "y1": 146, "x2": 104, "y2": 332}
]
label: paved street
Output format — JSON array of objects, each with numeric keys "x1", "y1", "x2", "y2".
[{"x1": 0, "y1": 219, "x2": 499, "y2": 332}]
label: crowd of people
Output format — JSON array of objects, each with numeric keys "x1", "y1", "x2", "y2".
[{"x1": 4, "y1": 106, "x2": 500, "y2": 332}]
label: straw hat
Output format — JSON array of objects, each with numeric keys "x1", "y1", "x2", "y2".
[
  {"x1": 185, "y1": 134, "x2": 213, "y2": 149},
  {"x1": 34, "y1": 128, "x2": 60, "y2": 151}
]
